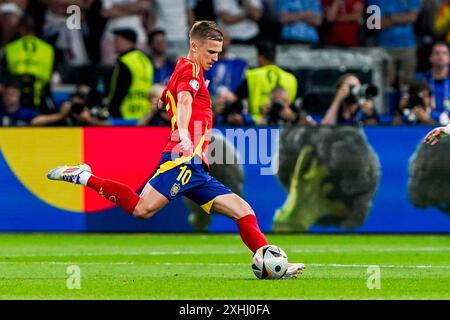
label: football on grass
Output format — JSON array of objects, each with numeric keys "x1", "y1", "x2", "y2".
[{"x1": 252, "y1": 245, "x2": 288, "y2": 279}]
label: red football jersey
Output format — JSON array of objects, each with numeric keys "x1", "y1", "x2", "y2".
[
  {"x1": 160, "y1": 57, "x2": 212, "y2": 166},
  {"x1": 321, "y1": 0, "x2": 363, "y2": 47}
]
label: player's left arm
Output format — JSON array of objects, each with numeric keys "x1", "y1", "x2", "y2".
[{"x1": 176, "y1": 91, "x2": 193, "y2": 153}]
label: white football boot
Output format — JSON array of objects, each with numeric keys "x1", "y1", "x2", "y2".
[
  {"x1": 281, "y1": 263, "x2": 306, "y2": 280},
  {"x1": 47, "y1": 164, "x2": 92, "y2": 185}
]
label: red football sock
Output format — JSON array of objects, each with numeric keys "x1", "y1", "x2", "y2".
[
  {"x1": 236, "y1": 214, "x2": 268, "y2": 253},
  {"x1": 87, "y1": 175, "x2": 140, "y2": 215}
]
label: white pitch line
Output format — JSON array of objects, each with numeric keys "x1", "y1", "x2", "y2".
[
  {"x1": 0, "y1": 261, "x2": 135, "y2": 265},
  {"x1": 1, "y1": 261, "x2": 449, "y2": 269},
  {"x1": 0, "y1": 246, "x2": 449, "y2": 257},
  {"x1": 307, "y1": 263, "x2": 450, "y2": 269},
  {"x1": 153, "y1": 262, "x2": 450, "y2": 269}
]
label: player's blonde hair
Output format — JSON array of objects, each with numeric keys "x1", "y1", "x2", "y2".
[{"x1": 189, "y1": 20, "x2": 223, "y2": 42}]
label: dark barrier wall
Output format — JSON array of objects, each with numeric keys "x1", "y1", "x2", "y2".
[{"x1": 0, "y1": 126, "x2": 449, "y2": 233}]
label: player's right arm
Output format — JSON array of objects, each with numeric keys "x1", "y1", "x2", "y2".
[
  {"x1": 176, "y1": 91, "x2": 193, "y2": 154},
  {"x1": 424, "y1": 124, "x2": 450, "y2": 145}
]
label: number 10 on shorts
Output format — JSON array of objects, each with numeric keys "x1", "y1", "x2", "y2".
[{"x1": 177, "y1": 165, "x2": 192, "y2": 185}]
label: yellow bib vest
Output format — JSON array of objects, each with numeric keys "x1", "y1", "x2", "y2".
[
  {"x1": 245, "y1": 65, "x2": 298, "y2": 123},
  {"x1": 4, "y1": 35, "x2": 54, "y2": 108},
  {"x1": 112, "y1": 50, "x2": 153, "y2": 120}
]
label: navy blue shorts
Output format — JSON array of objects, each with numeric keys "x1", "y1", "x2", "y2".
[{"x1": 148, "y1": 152, "x2": 233, "y2": 213}]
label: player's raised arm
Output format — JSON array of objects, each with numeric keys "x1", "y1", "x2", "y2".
[
  {"x1": 424, "y1": 124, "x2": 450, "y2": 145},
  {"x1": 176, "y1": 91, "x2": 193, "y2": 153}
]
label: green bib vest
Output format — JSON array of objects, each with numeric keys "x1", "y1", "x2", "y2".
[
  {"x1": 245, "y1": 65, "x2": 298, "y2": 123},
  {"x1": 4, "y1": 35, "x2": 54, "y2": 108},
  {"x1": 113, "y1": 50, "x2": 153, "y2": 119}
]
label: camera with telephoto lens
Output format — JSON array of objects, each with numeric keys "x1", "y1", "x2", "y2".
[
  {"x1": 268, "y1": 100, "x2": 285, "y2": 122},
  {"x1": 406, "y1": 92, "x2": 426, "y2": 110},
  {"x1": 222, "y1": 101, "x2": 243, "y2": 118},
  {"x1": 404, "y1": 80, "x2": 430, "y2": 110},
  {"x1": 345, "y1": 84, "x2": 379, "y2": 104},
  {"x1": 69, "y1": 91, "x2": 88, "y2": 115},
  {"x1": 401, "y1": 80, "x2": 432, "y2": 122}
]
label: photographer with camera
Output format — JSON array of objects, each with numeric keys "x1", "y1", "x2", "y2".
[
  {"x1": 213, "y1": 86, "x2": 255, "y2": 126},
  {"x1": 0, "y1": 80, "x2": 70, "y2": 127},
  {"x1": 215, "y1": 41, "x2": 298, "y2": 125},
  {"x1": 62, "y1": 85, "x2": 112, "y2": 127},
  {"x1": 263, "y1": 86, "x2": 316, "y2": 126},
  {"x1": 393, "y1": 80, "x2": 436, "y2": 125},
  {"x1": 321, "y1": 74, "x2": 379, "y2": 125}
]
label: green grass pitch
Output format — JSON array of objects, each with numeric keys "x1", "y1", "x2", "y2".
[{"x1": 0, "y1": 234, "x2": 449, "y2": 300}]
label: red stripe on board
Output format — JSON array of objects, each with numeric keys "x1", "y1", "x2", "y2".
[{"x1": 83, "y1": 127, "x2": 170, "y2": 212}]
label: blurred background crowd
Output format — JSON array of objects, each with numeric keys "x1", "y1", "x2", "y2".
[{"x1": 0, "y1": 0, "x2": 449, "y2": 127}]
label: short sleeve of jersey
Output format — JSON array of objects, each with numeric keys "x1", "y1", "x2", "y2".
[{"x1": 177, "y1": 62, "x2": 202, "y2": 99}]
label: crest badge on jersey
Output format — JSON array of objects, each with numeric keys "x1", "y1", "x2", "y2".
[
  {"x1": 189, "y1": 79, "x2": 200, "y2": 91},
  {"x1": 170, "y1": 183, "x2": 181, "y2": 197}
]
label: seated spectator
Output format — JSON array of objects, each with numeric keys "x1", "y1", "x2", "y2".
[
  {"x1": 434, "y1": 0, "x2": 450, "y2": 44},
  {"x1": 392, "y1": 80, "x2": 436, "y2": 125},
  {"x1": 263, "y1": 86, "x2": 316, "y2": 125},
  {"x1": 367, "y1": 0, "x2": 421, "y2": 88},
  {"x1": 217, "y1": 41, "x2": 298, "y2": 124},
  {"x1": 321, "y1": 0, "x2": 364, "y2": 47},
  {"x1": 148, "y1": 29, "x2": 176, "y2": 85},
  {"x1": 321, "y1": 73, "x2": 380, "y2": 125},
  {"x1": 213, "y1": 0, "x2": 263, "y2": 44},
  {"x1": 416, "y1": 42, "x2": 450, "y2": 124},
  {"x1": 0, "y1": 81, "x2": 70, "y2": 126},
  {"x1": 1, "y1": 15, "x2": 55, "y2": 113},
  {"x1": 204, "y1": 30, "x2": 247, "y2": 98},
  {"x1": 276, "y1": 0, "x2": 323, "y2": 44}
]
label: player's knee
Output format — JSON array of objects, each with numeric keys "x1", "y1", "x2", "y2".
[
  {"x1": 239, "y1": 209, "x2": 255, "y2": 219},
  {"x1": 237, "y1": 198, "x2": 255, "y2": 218},
  {"x1": 133, "y1": 204, "x2": 158, "y2": 220}
]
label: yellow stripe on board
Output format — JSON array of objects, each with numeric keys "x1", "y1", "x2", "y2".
[{"x1": 0, "y1": 128, "x2": 83, "y2": 212}]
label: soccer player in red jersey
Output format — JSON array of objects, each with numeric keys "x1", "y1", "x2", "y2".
[{"x1": 47, "y1": 21, "x2": 305, "y2": 279}]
